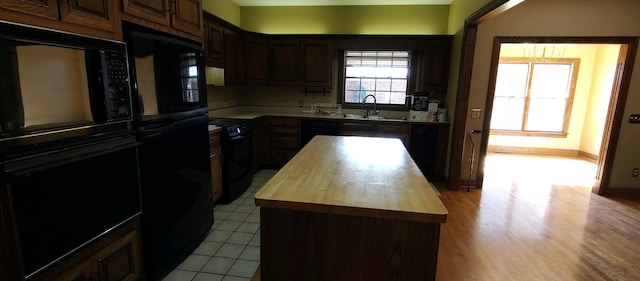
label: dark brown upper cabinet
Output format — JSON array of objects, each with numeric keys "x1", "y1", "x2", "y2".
[
  {"x1": 224, "y1": 28, "x2": 245, "y2": 85},
  {"x1": 0, "y1": 0, "x2": 118, "y2": 39},
  {"x1": 245, "y1": 34, "x2": 269, "y2": 85},
  {"x1": 121, "y1": 0, "x2": 202, "y2": 40},
  {"x1": 204, "y1": 19, "x2": 224, "y2": 67},
  {"x1": 417, "y1": 42, "x2": 451, "y2": 94},
  {"x1": 203, "y1": 12, "x2": 246, "y2": 85},
  {"x1": 270, "y1": 38, "x2": 333, "y2": 88}
]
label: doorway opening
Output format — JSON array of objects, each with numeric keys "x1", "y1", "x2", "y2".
[
  {"x1": 476, "y1": 37, "x2": 637, "y2": 195},
  {"x1": 485, "y1": 42, "x2": 620, "y2": 190}
]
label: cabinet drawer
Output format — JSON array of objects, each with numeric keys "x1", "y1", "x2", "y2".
[
  {"x1": 269, "y1": 149, "x2": 298, "y2": 164},
  {"x1": 270, "y1": 127, "x2": 299, "y2": 136},
  {"x1": 209, "y1": 132, "x2": 221, "y2": 145},
  {"x1": 270, "y1": 136, "x2": 298, "y2": 149},
  {"x1": 377, "y1": 123, "x2": 410, "y2": 134},
  {"x1": 270, "y1": 118, "x2": 299, "y2": 127},
  {"x1": 341, "y1": 122, "x2": 375, "y2": 133}
]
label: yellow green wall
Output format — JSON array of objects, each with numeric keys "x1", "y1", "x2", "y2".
[
  {"x1": 203, "y1": 0, "x2": 241, "y2": 26},
  {"x1": 445, "y1": 0, "x2": 492, "y2": 114},
  {"x1": 239, "y1": 5, "x2": 449, "y2": 35}
]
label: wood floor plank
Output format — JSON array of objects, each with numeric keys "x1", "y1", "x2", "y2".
[{"x1": 436, "y1": 154, "x2": 640, "y2": 281}]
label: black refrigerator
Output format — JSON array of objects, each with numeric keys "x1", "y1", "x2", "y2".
[{"x1": 124, "y1": 23, "x2": 213, "y2": 281}]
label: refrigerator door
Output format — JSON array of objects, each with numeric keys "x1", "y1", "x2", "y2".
[{"x1": 137, "y1": 115, "x2": 213, "y2": 280}]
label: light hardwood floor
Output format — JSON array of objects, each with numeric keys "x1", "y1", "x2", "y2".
[{"x1": 436, "y1": 154, "x2": 640, "y2": 280}]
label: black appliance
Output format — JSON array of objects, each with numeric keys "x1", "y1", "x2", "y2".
[
  {"x1": 209, "y1": 118, "x2": 254, "y2": 204},
  {"x1": 0, "y1": 135, "x2": 142, "y2": 280},
  {"x1": 124, "y1": 23, "x2": 213, "y2": 280},
  {"x1": 300, "y1": 119, "x2": 341, "y2": 147},
  {"x1": 410, "y1": 125, "x2": 438, "y2": 179},
  {"x1": 0, "y1": 20, "x2": 133, "y2": 155},
  {"x1": 0, "y1": 21, "x2": 142, "y2": 281}
]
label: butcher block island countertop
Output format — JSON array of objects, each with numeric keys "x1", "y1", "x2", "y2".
[
  {"x1": 254, "y1": 135, "x2": 447, "y2": 222},
  {"x1": 255, "y1": 135, "x2": 448, "y2": 281}
]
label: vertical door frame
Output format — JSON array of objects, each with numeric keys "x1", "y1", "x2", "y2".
[{"x1": 448, "y1": 0, "x2": 526, "y2": 190}]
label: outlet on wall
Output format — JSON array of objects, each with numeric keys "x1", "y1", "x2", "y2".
[
  {"x1": 471, "y1": 109, "x2": 482, "y2": 119},
  {"x1": 298, "y1": 100, "x2": 303, "y2": 107},
  {"x1": 633, "y1": 168, "x2": 639, "y2": 177}
]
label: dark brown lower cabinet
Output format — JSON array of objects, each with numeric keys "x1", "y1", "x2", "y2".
[
  {"x1": 267, "y1": 118, "x2": 300, "y2": 166},
  {"x1": 30, "y1": 217, "x2": 143, "y2": 281},
  {"x1": 341, "y1": 121, "x2": 411, "y2": 148},
  {"x1": 260, "y1": 208, "x2": 440, "y2": 281}
]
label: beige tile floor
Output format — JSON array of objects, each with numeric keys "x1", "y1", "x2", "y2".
[{"x1": 162, "y1": 169, "x2": 278, "y2": 281}]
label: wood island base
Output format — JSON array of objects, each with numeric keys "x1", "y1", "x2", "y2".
[{"x1": 260, "y1": 208, "x2": 441, "y2": 281}]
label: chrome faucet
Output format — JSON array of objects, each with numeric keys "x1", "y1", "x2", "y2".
[{"x1": 362, "y1": 94, "x2": 377, "y2": 118}]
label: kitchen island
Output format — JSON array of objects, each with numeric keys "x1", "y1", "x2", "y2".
[{"x1": 254, "y1": 135, "x2": 447, "y2": 281}]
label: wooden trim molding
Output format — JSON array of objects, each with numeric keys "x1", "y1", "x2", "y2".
[
  {"x1": 578, "y1": 151, "x2": 598, "y2": 162},
  {"x1": 488, "y1": 146, "x2": 578, "y2": 157},
  {"x1": 448, "y1": 0, "x2": 526, "y2": 191},
  {"x1": 487, "y1": 146, "x2": 599, "y2": 163},
  {"x1": 606, "y1": 187, "x2": 640, "y2": 198}
]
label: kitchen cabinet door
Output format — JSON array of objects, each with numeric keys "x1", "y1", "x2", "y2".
[
  {"x1": 267, "y1": 117, "x2": 300, "y2": 166},
  {"x1": 90, "y1": 231, "x2": 143, "y2": 281},
  {"x1": 204, "y1": 20, "x2": 224, "y2": 67},
  {"x1": 418, "y1": 43, "x2": 451, "y2": 93},
  {"x1": 245, "y1": 35, "x2": 269, "y2": 85},
  {"x1": 301, "y1": 40, "x2": 333, "y2": 87},
  {"x1": 224, "y1": 28, "x2": 245, "y2": 85},
  {"x1": 59, "y1": 0, "x2": 116, "y2": 33},
  {"x1": 0, "y1": 0, "x2": 58, "y2": 19},
  {"x1": 270, "y1": 39, "x2": 300, "y2": 85},
  {"x1": 0, "y1": 0, "x2": 118, "y2": 39},
  {"x1": 172, "y1": 0, "x2": 202, "y2": 37},
  {"x1": 121, "y1": 0, "x2": 171, "y2": 27},
  {"x1": 270, "y1": 38, "x2": 333, "y2": 87},
  {"x1": 121, "y1": 0, "x2": 202, "y2": 39},
  {"x1": 252, "y1": 118, "x2": 268, "y2": 172}
]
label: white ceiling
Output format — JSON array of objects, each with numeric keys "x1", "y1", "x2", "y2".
[{"x1": 232, "y1": 0, "x2": 453, "y2": 6}]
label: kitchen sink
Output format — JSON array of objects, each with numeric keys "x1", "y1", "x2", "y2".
[{"x1": 343, "y1": 114, "x2": 385, "y2": 120}]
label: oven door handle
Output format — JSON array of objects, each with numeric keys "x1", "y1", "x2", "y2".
[
  {"x1": 229, "y1": 135, "x2": 251, "y2": 142},
  {"x1": 3, "y1": 136, "x2": 139, "y2": 177}
]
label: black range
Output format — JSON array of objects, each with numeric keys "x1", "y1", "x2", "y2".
[{"x1": 209, "y1": 118, "x2": 254, "y2": 204}]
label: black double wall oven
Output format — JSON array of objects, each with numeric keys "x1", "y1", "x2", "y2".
[
  {"x1": 124, "y1": 22, "x2": 213, "y2": 281},
  {"x1": 0, "y1": 21, "x2": 141, "y2": 280}
]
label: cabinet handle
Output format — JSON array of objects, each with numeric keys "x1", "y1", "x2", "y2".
[{"x1": 167, "y1": 0, "x2": 176, "y2": 15}]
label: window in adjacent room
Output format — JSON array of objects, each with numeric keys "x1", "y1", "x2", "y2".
[
  {"x1": 179, "y1": 52, "x2": 200, "y2": 103},
  {"x1": 341, "y1": 50, "x2": 411, "y2": 107},
  {"x1": 490, "y1": 58, "x2": 580, "y2": 136}
]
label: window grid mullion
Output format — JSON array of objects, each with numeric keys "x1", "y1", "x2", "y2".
[{"x1": 522, "y1": 62, "x2": 535, "y2": 131}]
